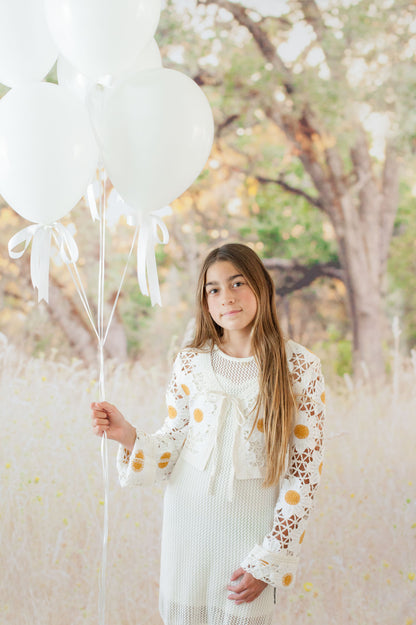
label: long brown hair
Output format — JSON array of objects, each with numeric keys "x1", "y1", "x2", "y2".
[{"x1": 188, "y1": 243, "x2": 296, "y2": 487}]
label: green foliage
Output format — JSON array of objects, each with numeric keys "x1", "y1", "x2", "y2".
[
  {"x1": 120, "y1": 283, "x2": 153, "y2": 357},
  {"x1": 387, "y1": 178, "x2": 416, "y2": 348},
  {"x1": 313, "y1": 326, "x2": 353, "y2": 378},
  {"x1": 239, "y1": 181, "x2": 338, "y2": 263}
]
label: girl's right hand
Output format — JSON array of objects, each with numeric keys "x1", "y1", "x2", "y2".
[{"x1": 91, "y1": 401, "x2": 137, "y2": 450}]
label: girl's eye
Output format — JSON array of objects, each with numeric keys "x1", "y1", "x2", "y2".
[
  {"x1": 207, "y1": 288, "x2": 218, "y2": 295},
  {"x1": 233, "y1": 281, "x2": 244, "y2": 288}
]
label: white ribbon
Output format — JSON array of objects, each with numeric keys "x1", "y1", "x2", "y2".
[
  {"x1": 86, "y1": 168, "x2": 108, "y2": 222},
  {"x1": 8, "y1": 222, "x2": 79, "y2": 303},
  {"x1": 137, "y1": 207, "x2": 172, "y2": 307},
  {"x1": 87, "y1": 182, "x2": 100, "y2": 221},
  {"x1": 208, "y1": 392, "x2": 246, "y2": 502}
]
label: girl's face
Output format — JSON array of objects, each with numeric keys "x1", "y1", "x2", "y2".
[{"x1": 204, "y1": 260, "x2": 257, "y2": 336}]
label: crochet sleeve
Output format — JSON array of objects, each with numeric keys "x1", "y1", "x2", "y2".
[
  {"x1": 240, "y1": 351, "x2": 325, "y2": 590},
  {"x1": 117, "y1": 352, "x2": 190, "y2": 487}
]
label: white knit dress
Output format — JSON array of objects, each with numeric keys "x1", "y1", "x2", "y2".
[
  {"x1": 117, "y1": 341, "x2": 325, "y2": 625},
  {"x1": 159, "y1": 348, "x2": 277, "y2": 625}
]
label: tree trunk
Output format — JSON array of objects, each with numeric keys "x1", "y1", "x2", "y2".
[{"x1": 271, "y1": 109, "x2": 398, "y2": 379}]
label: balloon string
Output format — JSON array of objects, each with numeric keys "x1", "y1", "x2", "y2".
[
  {"x1": 66, "y1": 261, "x2": 100, "y2": 342},
  {"x1": 98, "y1": 342, "x2": 109, "y2": 625},
  {"x1": 104, "y1": 221, "x2": 140, "y2": 345},
  {"x1": 98, "y1": 169, "x2": 106, "y2": 343},
  {"x1": 54, "y1": 167, "x2": 140, "y2": 625},
  {"x1": 97, "y1": 167, "x2": 108, "y2": 625}
]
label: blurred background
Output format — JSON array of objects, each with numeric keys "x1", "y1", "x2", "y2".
[{"x1": 0, "y1": 1, "x2": 415, "y2": 624}]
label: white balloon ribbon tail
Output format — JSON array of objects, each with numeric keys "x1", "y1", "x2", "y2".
[
  {"x1": 137, "y1": 207, "x2": 172, "y2": 307},
  {"x1": 87, "y1": 182, "x2": 100, "y2": 221},
  {"x1": 8, "y1": 222, "x2": 79, "y2": 303}
]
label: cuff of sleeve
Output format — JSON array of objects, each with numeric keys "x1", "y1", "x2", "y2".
[
  {"x1": 240, "y1": 544, "x2": 299, "y2": 590},
  {"x1": 116, "y1": 432, "x2": 157, "y2": 487}
]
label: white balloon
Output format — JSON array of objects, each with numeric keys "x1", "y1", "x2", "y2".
[
  {"x1": 44, "y1": 0, "x2": 161, "y2": 81},
  {"x1": 0, "y1": 83, "x2": 99, "y2": 224},
  {"x1": 57, "y1": 55, "x2": 91, "y2": 103},
  {"x1": 0, "y1": 0, "x2": 57, "y2": 87},
  {"x1": 90, "y1": 68, "x2": 214, "y2": 212},
  {"x1": 57, "y1": 38, "x2": 162, "y2": 103},
  {"x1": 123, "y1": 38, "x2": 162, "y2": 79}
]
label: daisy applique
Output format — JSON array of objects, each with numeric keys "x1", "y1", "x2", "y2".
[
  {"x1": 304, "y1": 451, "x2": 324, "y2": 486},
  {"x1": 292, "y1": 413, "x2": 319, "y2": 453},
  {"x1": 278, "y1": 476, "x2": 309, "y2": 519}
]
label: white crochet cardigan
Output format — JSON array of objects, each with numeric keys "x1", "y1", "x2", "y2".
[{"x1": 117, "y1": 339, "x2": 325, "y2": 590}]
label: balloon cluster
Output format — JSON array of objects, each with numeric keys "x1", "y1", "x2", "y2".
[{"x1": 0, "y1": 0, "x2": 214, "y2": 303}]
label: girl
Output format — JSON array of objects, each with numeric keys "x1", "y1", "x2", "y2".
[{"x1": 92, "y1": 243, "x2": 325, "y2": 625}]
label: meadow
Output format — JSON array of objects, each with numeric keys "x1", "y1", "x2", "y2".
[{"x1": 0, "y1": 338, "x2": 415, "y2": 625}]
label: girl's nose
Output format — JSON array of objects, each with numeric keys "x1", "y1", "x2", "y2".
[{"x1": 222, "y1": 290, "x2": 235, "y2": 304}]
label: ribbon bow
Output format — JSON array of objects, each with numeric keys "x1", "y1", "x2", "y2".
[
  {"x1": 137, "y1": 207, "x2": 172, "y2": 307},
  {"x1": 88, "y1": 181, "x2": 171, "y2": 308},
  {"x1": 208, "y1": 391, "x2": 247, "y2": 502},
  {"x1": 8, "y1": 222, "x2": 79, "y2": 303}
]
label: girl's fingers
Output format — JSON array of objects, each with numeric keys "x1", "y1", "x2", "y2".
[
  {"x1": 93, "y1": 425, "x2": 108, "y2": 437},
  {"x1": 92, "y1": 419, "x2": 110, "y2": 427},
  {"x1": 91, "y1": 401, "x2": 115, "y2": 412}
]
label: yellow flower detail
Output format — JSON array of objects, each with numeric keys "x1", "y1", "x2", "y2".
[
  {"x1": 168, "y1": 405, "x2": 177, "y2": 419},
  {"x1": 320, "y1": 391, "x2": 325, "y2": 404},
  {"x1": 5, "y1": 463, "x2": 10, "y2": 469},
  {"x1": 299, "y1": 531, "x2": 306, "y2": 544},
  {"x1": 181, "y1": 384, "x2": 190, "y2": 396},
  {"x1": 194, "y1": 409, "x2": 204, "y2": 423},
  {"x1": 158, "y1": 452, "x2": 171, "y2": 469},
  {"x1": 408, "y1": 572, "x2": 415, "y2": 581},
  {"x1": 319, "y1": 462, "x2": 323, "y2": 475},
  {"x1": 285, "y1": 490, "x2": 300, "y2": 505},
  {"x1": 294, "y1": 424, "x2": 309, "y2": 439},
  {"x1": 282, "y1": 573, "x2": 293, "y2": 586},
  {"x1": 132, "y1": 450, "x2": 144, "y2": 472},
  {"x1": 303, "y1": 582, "x2": 313, "y2": 592}
]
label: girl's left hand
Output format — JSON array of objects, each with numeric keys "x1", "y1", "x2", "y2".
[{"x1": 227, "y1": 567, "x2": 268, "y2": 604}]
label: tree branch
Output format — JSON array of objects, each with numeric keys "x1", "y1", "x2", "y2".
[
  {"x1": 254, "y1": 174, "x2": 323, "y2": 209},
  {"x1": 217, "y1": 113, "x2": 240, "y2": 137},
  {"x1": 199, "y1": 0, "x2": 295, "y2": 93},
  {"x1": 263, "y1": 257, "x2": 345, "y2": 296},
  {"x1": 264, "y1": 106, "x2": 337, "y2": 218},
  {"x1": 298, "y1": 0, "x2": 342, "y2": 80}
]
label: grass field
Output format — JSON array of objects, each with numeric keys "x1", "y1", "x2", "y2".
[{"x1": 0, "y1": 340, "x2": 415, "y2": 625}]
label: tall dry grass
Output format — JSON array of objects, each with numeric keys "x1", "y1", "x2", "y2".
[{"x1": 0, "y1": 339, "x2": 415, "y2": 625}]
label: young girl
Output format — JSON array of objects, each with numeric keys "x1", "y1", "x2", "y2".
[{"x1": 92, "y1": 243, "x2": 325, "y2": 625}]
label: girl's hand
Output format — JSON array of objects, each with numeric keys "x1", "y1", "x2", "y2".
[
  {"x1": 227, "y1": 568, "x2": 268, "y2": 604},
  {"x1": 91, "y1": 401, "x2": 136, "y2": 450}
]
